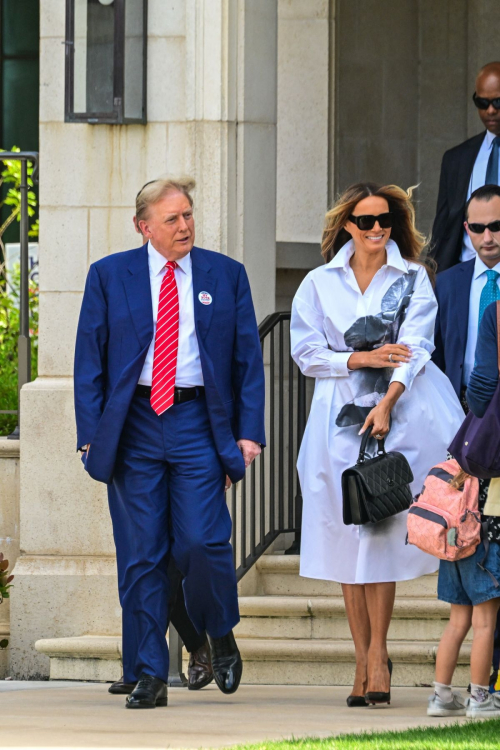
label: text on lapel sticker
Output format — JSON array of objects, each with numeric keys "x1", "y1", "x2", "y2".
[{"x1": 198, "y1": 291, "x2": 213, "y2": 305}]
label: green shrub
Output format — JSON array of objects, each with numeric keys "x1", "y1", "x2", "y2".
[
  {"x1": 0, "y1": 147, "x2": 38, "y2": 436},
  {"x1": 0, "y1": 265, "x2": 38, "y2": 436}
]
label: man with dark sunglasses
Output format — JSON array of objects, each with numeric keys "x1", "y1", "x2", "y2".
[
  {"x1": 434, "y1": 184, "x2": 500, "y2": 392},
  {"x1": 433, "y1": 184, "x2": 500, "y2": 699},
  {"x1": 431, "y1": 62, "x2": 500, "y2": 271}
]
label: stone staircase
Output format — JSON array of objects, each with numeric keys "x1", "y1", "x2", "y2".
[
  {"x1": 235, "y1": 555, "x2": 469, "y2": 687},
  {"x1": 36, "y1": 553, "x2": 469, "y2": 686}
]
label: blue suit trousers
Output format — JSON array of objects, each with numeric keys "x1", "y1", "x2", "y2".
[{"x1": 107, "y1": 391, "x2": 240, "y2": 683}]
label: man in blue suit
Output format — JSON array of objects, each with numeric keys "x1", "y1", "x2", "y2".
[
  {"x1": 434, "y1": 184, "x2": 500, "y2": 404},
  {"x1": 74, "y1": 177, "x2": 265, "y2": 708}
]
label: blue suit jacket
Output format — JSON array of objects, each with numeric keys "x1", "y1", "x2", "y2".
[
  {"x1": 74, "y1": 244, "x2": 266, "y2": 484},
  {"x1": 432, "y1": 258, "x2": 475, "y2": 396}
]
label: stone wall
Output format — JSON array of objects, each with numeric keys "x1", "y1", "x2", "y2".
[{"x1": 11, "y1": 0, "x2": 278, "y2": 678}]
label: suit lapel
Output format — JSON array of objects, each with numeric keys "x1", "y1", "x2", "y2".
[
  {"x1": 122, "y1": 244, "x2": 154, "y2": 349},
  {"x1": 191, "y1": 247, "x2": 217, "y2": 340},
  {"x1": 455, "y1": 260, "x2": 475, "y2": 360},
  {"x1": 455, "y1": 132, "x2": 486, "y2": 208}
]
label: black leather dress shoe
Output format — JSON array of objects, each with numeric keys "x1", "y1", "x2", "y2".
[
  {"x1": 208, "y1": 630, "x2": 242, "y2": 695},
  {"x1": 188, "y1": 639, "x2": 214, "y2": 690},
  {"x1": 125, "y1": 673, "x2": 168, "y2": 709},
  {"x1": 108, "y1": 677, "x2": 136, "y2": 695}
]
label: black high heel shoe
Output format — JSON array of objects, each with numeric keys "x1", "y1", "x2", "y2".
[
  {"x1": 346, "y1": 695, "x2": 368, "y2": 707},
  {"x1": 365, "y1": 658, "x2": 392, "y2": 705}
]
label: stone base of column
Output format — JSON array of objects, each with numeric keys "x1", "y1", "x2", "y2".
[{"x1": 10, "y1": 555, "x2": 119, "y2": 679}]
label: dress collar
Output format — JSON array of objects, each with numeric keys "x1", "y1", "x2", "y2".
[
  {"x1": 326, "y1": 238, "x2": 410, "y2": 274},
  {"x1": 148, "y1": 240, "x2": 191, "y2": 276}
]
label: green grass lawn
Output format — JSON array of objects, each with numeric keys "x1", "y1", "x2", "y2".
[{"x1": 234, "y1": 719, "x2": 500, "y2": 749}]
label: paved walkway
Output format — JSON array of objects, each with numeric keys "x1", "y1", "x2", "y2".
[{"x1": 0, "y1": 681, "x2": 469, "y2": 749}]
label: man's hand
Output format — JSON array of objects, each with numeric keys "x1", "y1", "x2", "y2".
[
  {"x1": 237, "y1": 439, "x2": 261, "y2": 468},
  {"x1": 224, "y1": 440, "x2": 262, "y2": 492}
]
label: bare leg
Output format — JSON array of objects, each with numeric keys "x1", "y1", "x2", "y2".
[
  {"x1": 435, "y1": 604, "x2": 472, "y2": 685},
  {"x1": 342, "y1": 583, "x2": 371, "y2": 696},
  {"x1": 364, "y1": 581, "x2": 396, "y2": 694},
  {"x1": 470, "y1": 599, "x2": 500, "y2": 686}
]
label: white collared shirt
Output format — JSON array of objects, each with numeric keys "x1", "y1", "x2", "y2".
[
  {"x1": 461, "y1": 130, "x2": 499, "y2": 261},
  {"x1": 291, "y1": 239, "x2": 436, "y2": 392},
  {"x1": 463, "y1": 254, "x2": 500, "y2": 385},
  {"x1": 138, "y1": 242, "x2": 204, "y2": 387}
]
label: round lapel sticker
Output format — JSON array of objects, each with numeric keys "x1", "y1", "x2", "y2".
[{"x1": 198, "y1": 291, "x2": 212, "y2": 306}]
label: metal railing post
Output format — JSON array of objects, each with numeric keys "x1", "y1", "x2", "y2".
[{"x1": 167, "y1": 625, "x2": 187, "y2": 687}]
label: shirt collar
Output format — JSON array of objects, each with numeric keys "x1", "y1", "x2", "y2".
[
  {"x1": 473, "y1": 253, "x2": 500, "y2": 279},
  {"x1": 148, "y1": 241, "x2": 191, "y2": 276},
  {"x1": 326, "y1": 238, "x2": 410, "y2": 274},
  {"x1": 486, "y1": 130, "x2": 497, "y2": 147}
]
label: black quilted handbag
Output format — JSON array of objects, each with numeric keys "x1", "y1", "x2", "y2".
[{"x1": 342, "y1": 428, "x2": 414, "y2": 525}]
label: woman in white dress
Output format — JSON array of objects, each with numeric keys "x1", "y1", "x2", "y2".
[{"x1": 290, "y1": 183, "x2": 464, "y2": 706}]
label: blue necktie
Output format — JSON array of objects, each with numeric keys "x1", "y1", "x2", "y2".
[
  {"x1": 485, "y1": 136, "x2": 500, "y2": 185},
  {"x1": 478, "y1": 269, "x2": 500, "y2": 329}
]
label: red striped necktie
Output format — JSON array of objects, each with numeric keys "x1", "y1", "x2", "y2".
[{"x1": 150, "y1": 260, "x2": 179, "y2": 415}]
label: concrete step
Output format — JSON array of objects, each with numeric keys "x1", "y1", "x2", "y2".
[
  {"x1": 35, "y1": 636, "x2": 122, "y2": 682},
  {"x1": 236, "y1": 596, "x2": 467, "y2": 643},
  {"x1": 257, "y1": 556, "x2": 438, "y2": 598},
  {"x1": 238, "y1": 638, "x2": 471, "y2": 687},
  {"x1": 35, "y1": 633, "x2": 471, "y2": 688}
]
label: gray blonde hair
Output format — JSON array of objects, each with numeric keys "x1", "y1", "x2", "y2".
[{"x1": 135, "y1": 177, "x2": 196, "y2": 224}]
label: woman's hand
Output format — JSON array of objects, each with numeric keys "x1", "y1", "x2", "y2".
[
  {"x1": 359, "y1": 401, "x2": 391, "y2": 438},
  {"x1": 359, "y1": 382, "x2": 406, "y2": 438},
  {"x1": 348, "y1": 344, "x2": 412, "y2": 370}
]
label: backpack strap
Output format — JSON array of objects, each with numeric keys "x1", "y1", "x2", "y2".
[{"x1": 477, "y1": 520, "x2": 500, "y2": 588}]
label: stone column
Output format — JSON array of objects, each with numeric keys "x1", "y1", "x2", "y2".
[{"x1": 11, "y1": 0, "x2": 277, "y2": 678}]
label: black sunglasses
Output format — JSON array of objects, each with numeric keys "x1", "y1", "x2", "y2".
[
  {"x1": 467, "y1": 220, "x2": 500, "y2": 234},
  {"x1": 348, "y1": 212, "x2": 393, "y2": 231},
  {"x1": 472, "y1": 92, "x2": 500, "y2": 111}
]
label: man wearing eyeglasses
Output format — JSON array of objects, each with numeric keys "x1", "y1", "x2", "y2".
[{"x1": 431, "y1": 62, "x2": 500, "y2": 271}]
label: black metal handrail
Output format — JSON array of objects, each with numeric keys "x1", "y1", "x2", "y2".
[{"x1": 230, "y1": 311, "x2": 310, "y2": 580}]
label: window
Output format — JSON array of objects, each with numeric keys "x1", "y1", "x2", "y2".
[{"x1": 65, "y1": 0, "x2": 147, "y2": 124}]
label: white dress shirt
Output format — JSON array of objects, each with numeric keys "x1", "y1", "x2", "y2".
[
  {"x1": 461, "y1": 130, "x2": 499, "y2": 261},
  {"x1": 138, "y1": 241, "x2": 204, "y2": 387},
  {"x1": 463, "y1": 254, "x2": 500, "y2": 385}
]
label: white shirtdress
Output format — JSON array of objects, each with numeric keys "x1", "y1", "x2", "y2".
[{"x1": 291, "y1": 239, "x2": 464, "y2": 584}]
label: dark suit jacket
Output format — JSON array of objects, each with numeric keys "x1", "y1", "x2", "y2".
[
  {"x1": 74, "y1": 244, "x2": 266, "y2": 484},
  {"x1": 430, "y1": 132, "x2": 485, "y2": 272},
  {"x1": 432, "y1": 258, "x2": 475, "y2": 396}
]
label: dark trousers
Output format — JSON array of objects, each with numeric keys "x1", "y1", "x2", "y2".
[
  {"x1": 108, "y1": 392, "x2": 240, "y2": 683},
  {"x1": 168, "y1": 559, "x2": 206, "y2": 653}
]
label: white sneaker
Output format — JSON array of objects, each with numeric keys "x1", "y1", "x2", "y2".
[
  {"x1": 466, "y1": 692, "x2": 500, "y2": 718},
  {"x1": 427, "y1": 692, "x2": 466, "y2": 717}
]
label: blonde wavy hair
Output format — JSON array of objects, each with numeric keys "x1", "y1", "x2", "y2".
[
  {"x1": 321, "y1": 182, "x2": 434, "y2": 281},
  {"x1": 135, "y1": 176, "x2": 196, "y2": 224}
]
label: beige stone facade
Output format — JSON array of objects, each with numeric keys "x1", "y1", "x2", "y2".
[{"x1": 6, "y1": 0, "x2": 500, "y2": 680}]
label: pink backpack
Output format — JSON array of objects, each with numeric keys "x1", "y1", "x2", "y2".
[{"x1": 407, "y1": 459, "x2": 481, "y2": 561}]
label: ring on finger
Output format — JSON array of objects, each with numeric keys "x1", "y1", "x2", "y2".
[
  {"x1": 388, "y1": 353, "x2": 394, "y2": 363},
  {"x1": 374, "y1": 433, "x2": 384, "y2": 440}
]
